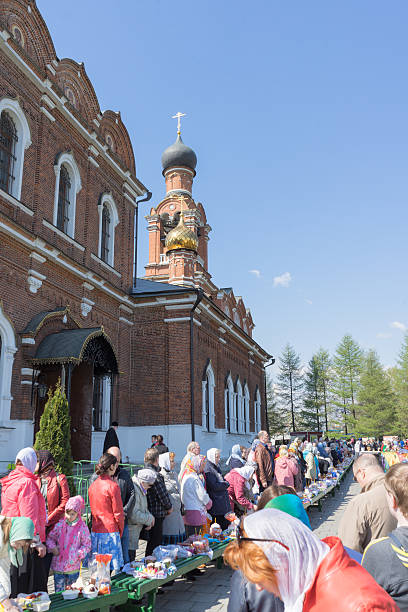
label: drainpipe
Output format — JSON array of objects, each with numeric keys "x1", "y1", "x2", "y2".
[
  {"x1": 264, "y1": 357, "x2": 275, "y2": 435},
  {"x1": 133, "y1": 190, "x2": 152, "y2": 289},
  {"x1": 190, "y1": 289, "x2": 204, "y2": 441}
]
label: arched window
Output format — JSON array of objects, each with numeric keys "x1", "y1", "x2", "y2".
[
  {"x1": 224, "y1": 373, "x2": 234, "y2": 433},
  {"x1": 53, "y1": 152, "x2": 81, "y2": 238},
  {"x1": 233, "y1": 310, "x2": 241, "y2": 326},
  {"x1": 254, "y1": 387, "x2": 262, "y2": 433},
  {"x1": 202, "y1": 361, "x2": 215, "y2": 432},
  {"x1": 244, "y1": 383, "x2": 250, "y2": 433},
  {"x1": 56, "y1": 165, "x2": 71, "y2": 233},
  {"x1": 0, "y1": 98, "x2": 31, "y2": 200},
  {"x1": 101, "y1": 205, "x2": 111, "y2": 263},
  {"x1": 236, "y1": 378, "x2": 243, "y2": 433},
  {"x1": 98, "y1": 194, "x2": 119, "y2": 267},
  {"x1": 0, "y1": 303, "x2": 17, "y2": 425},
  {"x1": 0, "y1": 112, "x2": 17, "y2": 195}
]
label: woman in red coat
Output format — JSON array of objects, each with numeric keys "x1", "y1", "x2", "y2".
[
  {"x1": 224, "y1": 508, "x2": 398, "y2": 612},
  {"x1": 225, "y1": 465, "x2": 256, "y2": 515},
  {"x1": 88, "y1": 452, "x2": 124, "y2": 572},
  {"x1": 36, "y1": 450, "x2": 70, "y2": 534}
]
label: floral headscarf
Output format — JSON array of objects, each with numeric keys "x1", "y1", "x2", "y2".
[{"x1": 181, "y1": 454, "x2": 206, "y2": 482}]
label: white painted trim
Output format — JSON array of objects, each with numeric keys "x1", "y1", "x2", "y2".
[
  {"x1": 40, "y1": 106, "x2": 55, "y2": 122},
  {"x1": 21, "y1": 368, "x2": 33, "y2": 375},
  {"x1": 163, "y1": 317, "x2": 189, "y2": 323},
  {"x1": 0, "y1": 97, "x2": 31, "y2": 200},
  {"x1": 90, "y1": 253, "x2": 121, "y2": 277},
  {"x1": 88, "y1": 156, "x2": 99, "y2": 168},
  {"x1": 21, "y1": 337, "x2": 35, "y2": 345},
  {"x1": 132, "y1": 297, "x2": 196, "y2": 308},
  {"x1": 163, "y1": 168, "x2": 195, "y2": 177},
  {"x1": 30, "y1": 251, "x2": 46, "y2": 263},
  {"x1": 0, "y1": 303, "x2": 17, "y2": 424},
  {"x1": 21, "y1": 380, "x2": 32, "y2": 385},
  {"x1": 0, "y1": 188, "x2": 33, "y2": 216},
  {"x1": 119, "y1": 316, "x2": 133, "y2": 326},
  {"x1": 202, "y1": 361, "x2": 215, "y2": 432},
  {"x1": 43, "y1": 219, "x2": 85, "y2": 251},
  {"x1": 52, "y1": 152, "x2": 82, "y2": 238},
  {"x1": 219, "y1": 337, "x2": 227, "y2": 345}
]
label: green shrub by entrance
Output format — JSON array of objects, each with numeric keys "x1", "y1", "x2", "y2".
[{"x1": 34, "y1": 380, "x2": 75, "y2": 493}]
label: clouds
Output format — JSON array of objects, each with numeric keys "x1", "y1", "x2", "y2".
[
  {"x1": 249, "y1": 269, "x2": 261, "y2": 279},
  {"x1": 377, "y1": 332, "x2": 392, "y2": 339},
  {"x1": 305, "y1": 299, "x2": 313, "y2": 305},
  {"x1": 391, "y1": 321, "x2": 407, "y2": 332},
  {"x1": 273, "y1": 272, "x2": 292, "y2": 288}
]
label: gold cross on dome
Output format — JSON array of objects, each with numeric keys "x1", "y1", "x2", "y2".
[
  {"x1": 178, "y1": 194, "x2": 189, "y2": 214},
  {"x1": 172, "y1": 112, "x2": 186, "y2": 136}
]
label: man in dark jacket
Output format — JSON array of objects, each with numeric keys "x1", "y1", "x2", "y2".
[
  {"x1": 144, "y1": 448, "x2": 172, "y2": 556},
  {"x1": 103, "y1": 421, "x2": 119, "y2": 452},
  {"x1": 90, "y1": 446, "x2": 135, "y2": 563}
]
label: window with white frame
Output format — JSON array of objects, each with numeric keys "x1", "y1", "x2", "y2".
[
  {"x1": 224, "y1": 374, "x2": 234, "y2": 433},
  {"x1": 254, "y1": 387, "x2": 262, "y2": 433},
  {"x1": 0, "y1": 302, "x2": 17, "y2": 425},
  {"x1": 202, "y1": 361, "x2": 215, "y2": 432},
  {"x1": 0, "y1": 98, "x2": 31, "y2": 200},
  {"x1": 244, "y1": 383, "x2": 250, "y2": 433},
  {"x1": 98, "y1": 194, "x2": 119, "y2": 267},
  {"x1": 236, "y1": 378, "x2": 244, "y2": 433},
  {"x1": 53, "y1": 152, "x2": 81, "y2": 238}
]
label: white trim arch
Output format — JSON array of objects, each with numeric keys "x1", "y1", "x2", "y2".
[
  {"x1": 0, "y1": 303, "x2": 17, "y2": 424},
  {"x1": 0, "y1": 97, "x2": 31, "y2": 200},
  {"x1": 53, "y1": 151, "x2": 82, "y2": 238},
  {"x1": 254, "y1": 387, "x2": 262, "y2": 433},
  {"x1": 224, "y1": 373, "x2": 235, "y2": 433},
  {"x1": 98, "y1": 193, "x2": 119, "y2": 267},
  {"x1": 236, "y1": 378, "x2": 244, "y2": 433},
  {"x1": 202, "y1": 361, "x2": 215, "y2": 432},
  {"x1": 244, "y1": 383, "x2": 250, "y2": 433}
]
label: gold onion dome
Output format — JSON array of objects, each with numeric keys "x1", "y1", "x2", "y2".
[{"x1": 165, "y1": 211, "x2": 198, "y2": 253}]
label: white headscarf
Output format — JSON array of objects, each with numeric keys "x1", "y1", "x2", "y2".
[
  {"x1": 244, "y1": 509, "x2": 329, "y2": 612},
  {"x1": 207, "y1": 448, "x2": 219, "y2": 465},
  {"x1": 16, "y1": 447, "x2": 37, "y2": 474},
  {"x1": 159, "y1": 452, "x2": 171, "y2": 472},
  {"x1": 234, "y1": 465, "x2": 255, "y2": 480},
  {"x1": 305, "y1": 443, "x2": 313, "y2": 453},
  {"x1": 226, "y1": 444, "x2": 244, "y2": 466}
]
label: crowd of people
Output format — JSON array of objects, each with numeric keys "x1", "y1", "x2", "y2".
[{"x1": 1, "y1": 431, "x2": 408, "y2": 611}]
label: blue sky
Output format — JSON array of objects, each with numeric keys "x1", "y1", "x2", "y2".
[{"x1": 38, "y1": 0, "x2": 408, "y2": 371}]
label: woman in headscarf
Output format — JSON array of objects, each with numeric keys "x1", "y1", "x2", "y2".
[
  {"x1": 178, "y1": 441, "x2": 201, "y2": 483},
  {"x1": 128, "y1": 469, "x2": 156, "y2": 561},
  {"x1": 226, "y1": 445, "x2": 245, "y2": 470},
  {"x1": 205, "y1": 449, "x2": 230, "y2": 530},
  {"x1": 159, "y1": 452, "x2": 185, "y2": 544},
  {"x1": 303, "y1": 443, "x2": 317, "y2": 486},
  {"x1": 180, "y1": 455, "x2": 212, "y2": 537},
  {"x1": 0, "y1": 517, "x2": 34, "y2": 611},
  {"x1": 288, "y1": 446, "x2": 303, "y2": 493},
  {"x1": 225, "y1": 508, "x2": 398, "y2": 612},
  {"x1": 1, "y1": 448, "x2": 47, "y2": 595},
  {"x1": 36, "y1": 450, "x2": 70, "y2": 535},
  {"x1": 225, "y1": 465, "x2": 256, "y2": 516},
  {"x1": 274, "y1": 447, "x2": 298, "y2": 490}
]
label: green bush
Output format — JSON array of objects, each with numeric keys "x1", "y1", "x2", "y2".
[{"x1": 34, "y1": 380, "x2": 75, "y2": 493}]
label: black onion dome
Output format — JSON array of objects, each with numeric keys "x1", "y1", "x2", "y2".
[{"x1": 161, "y1": 134, "x2": 197, "y2": 173}]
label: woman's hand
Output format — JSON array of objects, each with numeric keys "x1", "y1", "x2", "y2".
[
  {"x1": 36, "y1": 543, "x2": 46, "y2": 558},
  {"x1": 51, "y1": 546, "x2": 59, "y2": 556}
]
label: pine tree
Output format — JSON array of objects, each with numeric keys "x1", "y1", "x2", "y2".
[
  {"x1": 299, "y1": 356, "x2": 322, "y2": 431},
  {"x1": 394, "y1": 334, "x2": 408, "y2": 437},
  {"x1": 276, "y1": 344, "x2": 303, "y2": 432},
  {"x1": 354, "y1": 350, "x2": 397, "y2": 436},
  {"x1": 332, "y1": 334, "x2": 363, "y2": 427},
  {"x1": 314, "y1": 348, "x2": 332, "y2": 431},
  {"x1": 34, "y1": 380, "x2": 74, "y2": 491},
  {"x1": 266, "y1": 374, "x2": 289, "y2": 435}
]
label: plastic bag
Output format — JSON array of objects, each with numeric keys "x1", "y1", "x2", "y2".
[{"x1": 152, "y1": 546, "x2": 178, "y2": 562}]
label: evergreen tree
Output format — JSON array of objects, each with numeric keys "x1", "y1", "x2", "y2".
[
  {"x1": 332, "y1": 334, "x2": 363, "y2": 426},
  {"x1": 266, "y1": 374, "x2": 289, "y2": 435},
  {"x1": 355, "y1": 350, "x2": 397, "y2": 436},
  {"x1": 394, "y1": 334, "x2": 408, "y2": 437},
  {"x1": 315, "y1": 348, "x2": 332, "y2": 431},
  {"x1": 299, "y1": 356, "x2": 324, "y2": 431},
  {"x1": 34, "y1": 380, "x2": 74, "y2": 490},
  {"x1": 276, "y1": 344, "x2": 303, "y2": 432}
]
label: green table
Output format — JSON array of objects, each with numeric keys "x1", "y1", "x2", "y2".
[
  {"x1": 49, "y1": 585, "x2": 128, "y2": 612},
  {"x1": 112, "y1": 540, "x2": 229, "y2": 612}
]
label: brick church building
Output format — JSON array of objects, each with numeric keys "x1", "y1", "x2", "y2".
[{"x1": 0, "y1": 0, "x2": 271, "y2": 463}]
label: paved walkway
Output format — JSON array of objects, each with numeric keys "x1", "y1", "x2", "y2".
[{"x1": 153, "y1": 470, "x2": 359, "y2": 611}]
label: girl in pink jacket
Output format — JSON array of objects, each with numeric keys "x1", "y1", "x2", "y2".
[{"x1": 46, "y1": 496, "x2": 91, "y2": 592}]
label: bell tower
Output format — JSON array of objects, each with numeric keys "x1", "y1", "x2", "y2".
[{"x1": 144, "y1": 114, "x2": 214, "y2": 291}]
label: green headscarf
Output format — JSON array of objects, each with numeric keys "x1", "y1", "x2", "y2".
[
  {"x1": 8, "y1": 517, "x2": 35, "y2": 567},
  {"x1": 265, "y1": 493, "x2": 311, "y2": 529}
]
